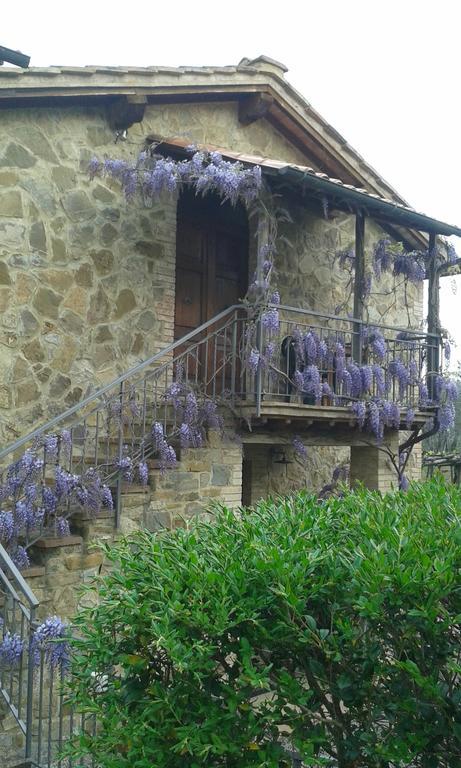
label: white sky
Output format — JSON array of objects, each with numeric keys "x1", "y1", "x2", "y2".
[{"x1": 3, "y1": 0, "x2": 460, "y2": 367}]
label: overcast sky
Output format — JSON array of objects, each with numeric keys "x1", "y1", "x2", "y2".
[{"x1": 3, "y1": 0, "x2": 460, "y2": 367}]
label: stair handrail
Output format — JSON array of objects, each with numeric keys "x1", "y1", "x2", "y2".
[
  {"x1": 0, "y1": 304, "x2": 243, "y2": 463},
  {"x1": 1, "y1": 301, "x2": 442, "y2": 464}
]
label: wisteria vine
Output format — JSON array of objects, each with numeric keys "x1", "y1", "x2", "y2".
[{"x1": 89, "y1": 146, "x2": 262, "y2": 207}]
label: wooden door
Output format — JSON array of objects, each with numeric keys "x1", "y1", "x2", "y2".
[{"x1": 174, "y1": 191, "x2": 248, "y2": 392}]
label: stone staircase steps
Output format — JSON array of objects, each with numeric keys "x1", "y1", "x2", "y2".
[{"x1": 19, "y1": 432, "x2": 243, "y2": 619}]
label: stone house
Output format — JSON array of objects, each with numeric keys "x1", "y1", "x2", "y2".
[
  {"x1": 0, "y1": 53, "x2": 459, "y2": 560},
  {"x1": 1, "y1": 54, "x2": 461, "y2": 767}
]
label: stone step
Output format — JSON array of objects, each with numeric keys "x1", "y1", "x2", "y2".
[
  {"x1": 31, "y1": 535, "x2": 83, "y2": 550},
  {"x1": 20, "y1": 566, "x2": 46, "y2": 579}
]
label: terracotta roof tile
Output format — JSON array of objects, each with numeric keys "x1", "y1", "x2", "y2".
[{"x1": 153, "y1": 137, "x2": 461, "y2": 236}]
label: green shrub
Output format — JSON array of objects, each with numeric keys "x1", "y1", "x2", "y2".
[{"x1": 68, "y1": 478, "x2": 461, "y2": 767}]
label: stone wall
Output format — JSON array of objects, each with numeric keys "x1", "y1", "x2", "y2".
[
  {"x1": 0, "y1": 106, "x2": 179, "y2": 444},
  {"x1": 275, "y1": 199, "x2": 423, "y2": 328},
  {"x1": 0, "y1": 98, "x2": 423, "y2": 493},
  {"x1": 244, "y1": 442, "x2": 350, "y2": 503}
]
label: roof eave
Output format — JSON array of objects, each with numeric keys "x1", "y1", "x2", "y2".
[{"x1": 274, "y1": 166, "x2": 461, "y2": 238}]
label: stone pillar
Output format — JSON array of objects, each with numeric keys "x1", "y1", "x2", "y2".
[
  {"x1": 350, "y1": 431, "x2": 399, "y2": 493},
  {"x1": 404, "y1": 438, "x2": 422, "y2": 482}
]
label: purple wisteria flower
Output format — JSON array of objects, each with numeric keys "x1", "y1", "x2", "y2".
[
  {"x1": 32, "y1": 616, "x2": 70, "y2": 670},
  {"x1": 184, "y1": 392, "x2": 198, "y2": 424},
  {"x1": 44, "y1": 435, "x2": 59, "y2": 460},
  {"x1": 372, "y1": 364, "x2": 386, "y2": 397},
  {"x1": 370, "y1": 331, "x2": 387, "y2": 362},
  {"x1": 88, "y1": 156, "x2": 102, "y2": 179},
  {"x1": 301, "y1": 365, "x2": 322, "y2": 403},
  {"x1": 60, "y1": 429, "x2": 72, "y2": 458},
  {"x1": 444, "y1": 341, "x2": 451, "y2": 364},
  {"x1": 202, "y1": 399, "x2": 221, "y2": 429},
  {"x1": 179, "y1": 423, "x2": 203, "y2": 449},
  {"x1": 318, "y1": 339, "x2": 328, "y2": 364},
  {"x1": 0, "y1": 511, "x2": 14, "y2": 543},
  {"x1": 303, "y1": 332, "x2": 318, "y2": 365},
  {"x1": 367, "y1": 401, "x2": 381, "y2": 440},
  {"x1": 361, "y1": 273, "x2": 372, "y2": 300},
  {"x1": 352, "y1": 401, "x2": 366, "y2": 429},
  {"x1": 101, "y1": 485, "x2": 114, "y2": 510},
  {"x1": 152, "y1": 421, "x2": 177, "y2": 473},
  {"x1": 334, "y1": 342, "x2": 346, "y2": 375},
  {"x1": 42, "y1": 486, "x2": 57, "y2": 516},
  {"x1": 247, "y1": 348, "x2": 260, "y2": 375},
  {"x1": 390, "y1": 402, "x2": 401, "y2": 429},
  {"x1": 405, "y1": 408, "x2": 415, "y2": 429},
  {"x1": 438, "y1": 403, "x2": 456, "y2": 431},
  {"x1": 165, "y1": 381, "x2": 182, "y2": 409},
  {"x1": 0, "y1": 631, "x2": 24, "y2": 666},
  {"x1": 56, "y1": 517, "x2": 70, "y2": 537},
  {"x1": 394, "y1": 251, "x2": 426, "y2": 283},
  {"x1": 347, "y1": 362, "x2": 362, "y2": 398},
  {"x1": 419, "y1": 381, "x2": 429, "y2": 407},
  {"x1": 408, "y1": 359, "x2": 419, "y2": 384},
  {"x1": 138, "y1": 461, "x2": 149, "y2": 486},
  {"x1": 94, "y1": 149, "x2": 262, "y2": 207},
  {"x1": 447, "y1": 243, "x2": 458, "y2": 264},
  {"x1": 152, "y1": 421, "x2": 164, "y2": 448},
  {"x1": 322, "y1": 381, "x2": 333, "y2": 400},
  {"x1": 262, "y1": 258, "x2": 273, "y2": 277},
  {"x1": 55, "y1": 466, "x2": 78, "y2": 499},
  {"x1": 118, "y1": 456, "x2": 133, "y2": 483},
  {"x1": 261, "y1": 308, "x2": 279, "y2": 335},
  {"x1": 292, "y1": 436, "x2": 307, "y2": 461},
  {"x1": 389, "y1": 359, "x2": 409, "y2": 400},
  {"x1": 373, "y1": 238, "x2": 393, "y2": 279},
  {"x1": 12, "y1": 546, "x2": 30, "y2": 571}
]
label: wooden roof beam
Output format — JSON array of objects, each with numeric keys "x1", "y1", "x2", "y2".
[
  {"x1": 107, "y1": 95, "x2": 147, "y2": 131},
  {"x1": 238, "y1": 92, "x2": 274, "y2": 125}
]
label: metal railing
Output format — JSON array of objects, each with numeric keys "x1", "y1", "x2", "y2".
[
  {"x1": 0, "y1": 542, "x2": 96, "y2": 767},
  {"x1": 0, "y1": 303, "x2": 441, "y2": 557},
  {"x1": 0, "y1": 305, "x2": 246, "y2": 552},
  {"x1": 246, "y1": 304, "x2": 441, "y2": 417}
]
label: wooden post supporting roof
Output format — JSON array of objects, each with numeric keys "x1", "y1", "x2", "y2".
[
  {"x1": 427, "y1": 232, "x2": 440, "y2": 397},
  {"x1": 352, "y1": 212, "x2": 365, "y2": 361}
]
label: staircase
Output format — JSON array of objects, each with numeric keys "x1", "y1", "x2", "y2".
[
  {"x1": 0, "y1": 302, "x2": 440, "y2": 767},
  {"x1": 20, "y1": 437, "x2": 243, "y2": 623}
]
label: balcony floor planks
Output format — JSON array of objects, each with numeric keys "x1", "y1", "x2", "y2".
[{"x1": 238, "y1": 401, "x2": 433, "y2": 428}]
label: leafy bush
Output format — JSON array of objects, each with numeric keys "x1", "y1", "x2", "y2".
[{"x1": 68, "y1": 479, "x2": 461, "y2": 767}]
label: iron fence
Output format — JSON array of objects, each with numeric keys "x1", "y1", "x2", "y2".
[{"x1": 0, "y1": 543, "x2": 97, "y2": 767}]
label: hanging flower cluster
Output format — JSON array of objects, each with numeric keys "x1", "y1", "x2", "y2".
[
  {"x1": 32, "y1": 616, "x2": 70, "y2": 669},
  {"x1": 0, "y1": 442, "x2": 116, "y2": 569},
  {"x1": 372, "y1": 239, "x2": 427, "y2": 283},
  {"x1": 0, "y1": 626, "x2": 24, "y2": 667},
  {"x1": 89, "y1": 148, "x2": 262, "y2": 207},
  {"x1": 0, "y1": 616, "x2": 70, "y2": 673}
]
